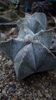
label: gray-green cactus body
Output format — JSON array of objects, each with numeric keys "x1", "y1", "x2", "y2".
[{"x1": 0, "y1": 12, "x2": 56, "y2": 80}]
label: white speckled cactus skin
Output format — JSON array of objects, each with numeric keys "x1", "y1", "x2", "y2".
[{"x1": 0, "y1": 13, "x2": 56, "y2": 80}]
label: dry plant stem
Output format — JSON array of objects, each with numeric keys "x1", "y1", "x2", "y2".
[{"x1": 0, "y1": 0, "x2": 8, "y2": 7}]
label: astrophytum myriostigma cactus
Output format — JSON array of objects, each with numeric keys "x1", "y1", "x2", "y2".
[{"x1": 0, "y1": 13, "x2": 56, "y2": 80}]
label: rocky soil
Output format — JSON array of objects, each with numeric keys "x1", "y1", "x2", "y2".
[{"x1": 0, "y1": 51, "x2": 56, "y2": 100}]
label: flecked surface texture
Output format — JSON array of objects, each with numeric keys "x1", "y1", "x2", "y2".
[{"x1": 0, "y1": 52, "x2": 56, "y2": 100}]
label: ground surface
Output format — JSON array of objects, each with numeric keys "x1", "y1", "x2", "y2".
[{"x1": 0, "y1": 52, "x2": 56, "y2": 100}]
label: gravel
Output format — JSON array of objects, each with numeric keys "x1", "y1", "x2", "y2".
[{"x1": 0, "y1": 51, "x2": 56, "y2": 100}]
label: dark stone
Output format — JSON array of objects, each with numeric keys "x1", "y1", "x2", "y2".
[
  {"x1": 1, "y1": 95, "x2": 8, "y2": 100},
  {"x1": 7, "y1": 83, "x2": 16, "y2": 94}
]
